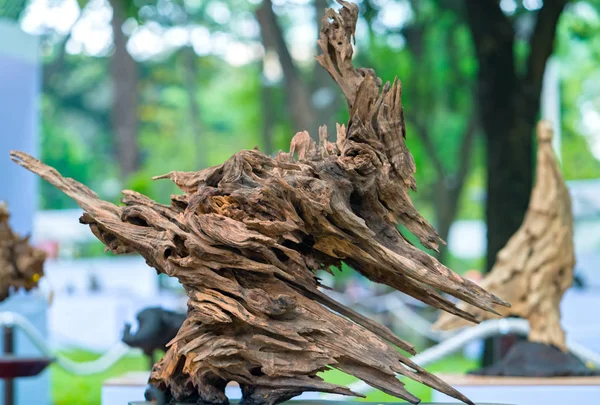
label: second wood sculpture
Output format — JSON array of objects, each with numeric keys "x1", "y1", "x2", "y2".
[
  {"x1": 435, "y1": 121, "x2": 574, "y2": 352},
  {"x1": 0, "y1": 202, "x2": 46, "y2": 302},
  {"x1": 11, "y1": 2, "x2": 507, "y2": 404}
]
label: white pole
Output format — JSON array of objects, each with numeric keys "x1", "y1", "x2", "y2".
[
  {"x1": 0, "y1": 21, "x2": 47, "y2": 405},
  {"x1": 0, "y1": 21, "x2": 39, "y2": 236}
]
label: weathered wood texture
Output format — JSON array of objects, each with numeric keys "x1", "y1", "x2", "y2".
[
  {"x1": 435, "y1": 121, "x2": 574, "y2": 352},
  {"x1": 0, "y1": 202, "x2": 46, "y2": 302},
  {"x1": 10, "y1": 2, "x2": 507, "y2": 404}
]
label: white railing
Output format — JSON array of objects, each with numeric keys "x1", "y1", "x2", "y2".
[
  {"x1": 322, "y1": 318, "x2": 600, "y2": 399},
  {"x1": 326, "y1": 290, "x2": 454, "y2": 341},
  {"x1": 0, "y1": 311, "x2": 136, "y2": 375},
  {"x1": 3, "y1": 306, "x2": 600, "y2": 399}
]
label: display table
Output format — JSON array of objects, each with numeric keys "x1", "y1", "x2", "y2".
[
  {"x1": 128, "y1": 402, "x2": 511, "y2": 405},
  {"x1": 102, "y1": 372, "x2": 244, "y2": 405},
  {"x1": 103, "y1": 373, "x2": 331, "y2": 405},
  {"x1": 432, "y1": 374, "x2": 600, "y2": 404},
  {"x1": 0, "y1": 300, "x2": 49, "y2": 405},
  {"x1": 0, "y1": 355, "x2": 53, "y2": 405}
]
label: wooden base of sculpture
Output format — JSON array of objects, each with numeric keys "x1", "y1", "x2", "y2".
[
  {"x1": 145, "y1": 384, "x2": 311, "y2": 405},
  {"x1": 469, "y1": 341, "x2": 598, "y2": 377},
  {"x1": 147, "y1": 376, "x2": 324, "y2": 405},
  {"x1": 129, "y1": 400, "x2": 508, "y2": 405}
]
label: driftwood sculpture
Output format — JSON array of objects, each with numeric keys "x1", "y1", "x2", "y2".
[
  {"x1": 11, "y1": 2, "x2": 507, "y2": 404},
  {"x1": 435, "y1": 121, "x2": 592, "y2": 376},
  {"x1": 0, "y1": 202, "x2": 46, "y2": 302}
]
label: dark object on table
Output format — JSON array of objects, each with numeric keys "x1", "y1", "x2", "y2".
[
  {"x1": 572, "y1": 272, "x2": 586, "y2": 289},
  {"x1": 2, "y1": 325, "x2": 53, "y2": 405},
  {"x1": 144, "y1": 383, "x2": 168, "y2": 405},
  {"x1": 11, "y1": 2, "x2": 507, "y2": 404},
  {"x1": 0, "y1": 202, "x2": 46, "y2": 302},
  {"x1": 470, "y1": 341, "x2": 600, "y2": 377},
  {"x1": 0, "y1": 356, "x2": 54, "y2": 379},
  {"x1": 122, "y1": 307, "x2": 186, "y2": 364}
]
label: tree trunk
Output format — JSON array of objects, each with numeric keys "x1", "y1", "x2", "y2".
[
  {"x1": 434, "y1": 182, "x2": 461, "y2": 263},
  {"x1": 109, "y1": 0, "x2": 140, "y2": 179},
  {"x1": 311, "y1": 0, "x2": 342, "y2": 134},
  {"x1": 465, "y1": 3, "x2": 531, "y2": 368},
  {"x1": 464, "y1": 0, "x2": 568, "y2": 367},
  {"x1": 260, "y1": 61, "x2": 275, "y2": 156},
  {"x1": 182, "y1": 47, "x2": 206, "y2": 169},
  {"x1": 434, "y1": 115, "x2": 477, "y2": 263},
  {"x1": 256, "y1": 0, "x2": 317, "y2": 136},
  {"x1": 464, "y1": 3, "x2": 528, "y2": 274}
]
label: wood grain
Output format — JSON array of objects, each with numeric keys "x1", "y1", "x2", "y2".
[
  {"x1": 10, "y1": 2, "x2": 506, "y2": 404},
  {"x1": 435, "y1": 121, "x2": 574, "y2": 352},
  {"x1": 0, "y1": 202, "x2": 46, "y2": 302}
]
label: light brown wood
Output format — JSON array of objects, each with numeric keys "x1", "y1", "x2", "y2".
[
  {"x1": 434, "y1": 374, "x2": 600, "y2": 386},
  {"x1": 435, "y1": 121, "x2": 574, "y2": 351},
  {"x1": 10, "y1": 2, "x2": 507, "y2": 404},
  {"x1": 0, "y1": 202, "x2": 46, "y2": 302}
]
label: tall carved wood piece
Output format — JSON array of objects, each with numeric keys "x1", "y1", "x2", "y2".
[
  {"x1": 435, "y1": 121, "x2": 574, "y2": 353},
  {"x1": 11, "y1": 2, "x2": 507, "y2": 404}
]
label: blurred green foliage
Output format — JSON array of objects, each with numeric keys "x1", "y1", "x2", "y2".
[{"x1": 5, "y1": 0, "x2": 600, "y2": 264}]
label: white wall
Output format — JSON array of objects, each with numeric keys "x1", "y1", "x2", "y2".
[
  {"x1": 44, "y1": 256, "x2": 161, "y2": 297},
  {"x1": 43, "y1": 256, "x2": 186, "y2": 351}
]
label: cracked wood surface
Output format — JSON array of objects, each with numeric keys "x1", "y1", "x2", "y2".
[
  {"x1": 435, "y1": 121, "x2": 574, "y2": 352},
  {"x1": 11, "y1": 2, "x2": 507, "y2": 404},
  {"x1": 0, "y1": 202, "x2": 46, "y2": 302}
]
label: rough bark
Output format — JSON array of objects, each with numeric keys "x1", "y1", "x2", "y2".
[
  {"x1": 0, "y1": 203, "x2": 46, "y2": 302},
  {"x1": 11, "y1": 3, "x2": 507, "y2": 404},
  {"x1": 109, "y1": 0, "x2": 140, "y2": 179},
  {"x1": 435, "y1": 121, "x2": 574, "y2": 352}
]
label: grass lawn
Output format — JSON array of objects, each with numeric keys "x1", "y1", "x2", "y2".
[
  {"x1": 51, "y1": 349, "x2": 147, "y2": 405},
  {"x1": 321, "y1": 354, "x2": 477, "y2": 402},
  {"x1": 51, "y1": 350, "x2": 476, "y2": 405}
]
